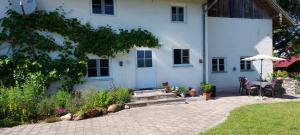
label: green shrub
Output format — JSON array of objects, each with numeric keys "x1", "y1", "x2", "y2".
[
  {"x1": 178, "y1": 86, "x2": 188, "y2": 94},
  {"x1": 22, "y1": 73, "x2": 46, "y2": 122},
  {"x1": 52, "y1": 90, "x2": 72, "y2": 109},
  {"x1": 38, "y1": 98, "x2": 55, "y2": 117},
  {"x1": 66, "y1": 97, "x2": 84, "y2": 114},
  {"x1": 273, "y1": 70, "x2": 289, "y2": 78},
  {"x1": 0, "y1": 118, "x2": 19, "y2": 127},
  {"x1": 201, "y1": 83, "x2": 213, "y2": 93},
  {"x1": 113, "y1": 87, "x2": 131, "y2": 105},
  {"x1": 78, "y1": 89, "x2": 97, "y2": 113},
  {"x1": 93, "y1": 90, "x2": 113, "y2": 108},
  {"x1": 0, "y1": 73, "x2": 46, "y2": 127}
]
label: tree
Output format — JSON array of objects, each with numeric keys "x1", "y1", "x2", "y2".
[{"x1": 274, "y1": 0, "x2": 300, "y2": 57}]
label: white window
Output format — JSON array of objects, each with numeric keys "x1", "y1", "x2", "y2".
[
  {"x1": 174, "y1": 49, "x2": 190, "y2": 64},
  {"x1": 137, "y1": 50, "x2": 152, "y2": 68},
  {"x1": 92, "y1": 0, "x2": 114, "y2": 15},
  {"x1": 87, "y1": 59, "x2": 110, "y2": 77},
  {"x1": 212, "y1": 58, "x2": 225, "y2": 72},
  {"x1": 240, "y1": 57, "x2": 252, "y2": 71},
  {"x1": 171, "y1": 6, "x2": 184, "y2": 22}
]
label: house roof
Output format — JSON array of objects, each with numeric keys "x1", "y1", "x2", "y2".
[
  {"x1": 258, "y1": 0, "x2": 297, "y2": 27},
  {"x1": 274, "y1": 56, "x2": 300, "y2": 68}
]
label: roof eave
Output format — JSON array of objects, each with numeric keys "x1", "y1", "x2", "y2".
[{"x1": 267, "y1": 0, "x2": 297, "y2": 26}]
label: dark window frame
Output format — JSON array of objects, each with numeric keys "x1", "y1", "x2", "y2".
[
  {"x1": 212, "y1": 58, "x2": 226, "y2": 72},
  {"x1": 87, "y1": 59, "x2": 110, "y2": 77},
  {"x1": 173, "y1": 49, "x2": 190, "y2": 65},
  {"x1": 240, "y1": 57, "x2": 253, "y2": 71},
  {"x1": 137, "y1": 50, "x2": 153, "y2": 68},
  {"x1": 92, "y1": 0, "x2": 114, "y2": 15},
  {"x1": 171, "y1": 6, "x2": 185, "y2": 22}
]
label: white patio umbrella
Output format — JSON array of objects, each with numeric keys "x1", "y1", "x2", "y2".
[{"x1": 242, "y1": 54, "x2": 285, "y2": 99}]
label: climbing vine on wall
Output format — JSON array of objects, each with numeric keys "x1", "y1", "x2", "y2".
[{"x1": 0, "y1": 9, "x2": 160, "y2": 91}]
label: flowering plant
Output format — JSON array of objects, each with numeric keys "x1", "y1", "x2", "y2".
[{"x1": 56, "y1": 108, "x2": 67, "y2": 116}]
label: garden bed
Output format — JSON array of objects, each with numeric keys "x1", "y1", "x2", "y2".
[{"x1": 0, "y1": 74, "x2": 131, "y2": 127}]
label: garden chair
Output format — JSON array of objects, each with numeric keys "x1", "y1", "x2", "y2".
[
  {"x1": 238, "y1": 77, "x2": 246, "y2": 95},
  {"x1": 263, "y1": 79, "x2": 284, "y2": 97},
  {"x1": 240, "y1": 77, "x2": 258, "y2": 96}
]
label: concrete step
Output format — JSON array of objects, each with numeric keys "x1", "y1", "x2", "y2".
[
  {"x1": 134, "y1": 89, "x2": 164, "y2": 96},
  {"x1": 131, "y1": 93, "x2": 176, "y2": 102},
  {"x1": 126, "y1": 98, "x2": 186, "y2": 108}
]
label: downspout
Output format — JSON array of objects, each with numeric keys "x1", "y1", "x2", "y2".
[{"x1": 202, "y1": 0, "x2": 218, "y2": 83}]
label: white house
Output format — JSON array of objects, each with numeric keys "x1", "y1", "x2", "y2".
[{"x1": 0, "y1": 0, "x2": 295, "y2": 91}]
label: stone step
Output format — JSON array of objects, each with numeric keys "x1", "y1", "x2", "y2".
[
  {"x1": 126, "y1": 98, "x2": 186, "y2": 108},
  {"x1": 134, "y1": 89, "x2": 164, "y2": 95},
  {"x1": 131, "y1": 92, "x2": 176, "y2": 102}
]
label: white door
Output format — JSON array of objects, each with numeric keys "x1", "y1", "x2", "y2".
[{"x1": 136, "y1": 50, "x2": 156, "y2": 89}]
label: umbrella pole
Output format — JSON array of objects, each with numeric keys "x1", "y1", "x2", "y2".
[{"x1": 260, "y1": 59, "x2": 263, "y2": 100}]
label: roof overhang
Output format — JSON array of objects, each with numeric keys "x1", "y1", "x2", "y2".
[{"x1": 258, "y1": 0, "x2": 297, "y2": 27}]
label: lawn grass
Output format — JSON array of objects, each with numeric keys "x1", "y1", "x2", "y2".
[{"x1": 201, "y1": 101, "x2": 300, "y2": 135}]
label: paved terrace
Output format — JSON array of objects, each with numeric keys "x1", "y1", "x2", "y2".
[{"x1": 1, "y1": 92, "x2": 300, "y2": 135}]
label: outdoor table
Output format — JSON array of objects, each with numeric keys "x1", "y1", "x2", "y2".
[
  {"x1": 252, "y1": 81, "x2": 271, "y2": 88},
  {"x1": 252, "y1": 81, "x2": 272, "y2": 100}
]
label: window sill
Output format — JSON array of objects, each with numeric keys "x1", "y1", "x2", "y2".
[
  {"x1": 86, "y1": 77, "x2": 113, "y2": 81},
  {"x1": 171, "y1": 21, "x2": 186, "y2": 24},
  {"x1": 91, "y1": 13, "x2": 115, "y2": 17},
  {"x1": 173, "y1": 64, "x2": 193, "y2": 68},
  {"x1": 241, "y1": 70, "x2": 255, "y2": 72},
  {"x1": 212, "y1": 71, "x2": 227, "y2": 74}
]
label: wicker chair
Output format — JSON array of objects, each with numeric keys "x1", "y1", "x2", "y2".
[
  {"x1": 263, "y1": 79, "x2": 284, "y2": 97},
  {"x1": 238, "y1": 77, "x2": 246, "y2": 95},
  {"x1": 239, "y1": 77, "x2": 258, "y2": 96}
]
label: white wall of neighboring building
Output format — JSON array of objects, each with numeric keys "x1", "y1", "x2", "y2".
[{"x1": 208, "y1": 17, "x2": 273, "y2": 90}]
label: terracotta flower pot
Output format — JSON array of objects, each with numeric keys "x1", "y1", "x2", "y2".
[
  {"x1": 189, "y1": 89, "x2": 196, "y2": 97},
  {"x1": 172, "y1": 91, "x2": 178, "y2": 97},
  {"x1": 276, "y1": 77, "x2": 284, "y2": 80},
  {"x1": 203, "y1": 92, "x2": 212, "y2": 101}
]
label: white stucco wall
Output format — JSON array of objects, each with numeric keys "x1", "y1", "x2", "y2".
[
  {"x1": 208, "y1": 17, "x2": 273, "y2": 90},
  {"x1": 0, "y1": 0, "x2": 8, "y2": 19},
  {"x1": 0, "y1": 0, "x2": 275, "y2": 92},
  {"x1": 0, "y1": 0, "x2": 10, "y2": 56},
  {"x1": 34, "y1": 0, "x2": 204, "y2": 90}
]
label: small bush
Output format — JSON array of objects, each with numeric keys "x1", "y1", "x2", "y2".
[
  {"x1": 113, "y1": 87, "x2": 131, "y2": 105},
  {"x1": 201, "y1": 83, "x2": 213, "y2": 93},
  {"x1": 66, "y1": 97, "x2": 84, "y2": 114},
  {"x1": 274, "y1": 70, "x2": 289, "y2": 78},
  {"x1": 38, "y1": 98, "x2": 55, "y2": 118},
  {"x1": 0, "y1": 118, "x2": 19, "y2": 127},
  {"x1": 93, "y1": 90, "x2": 113, "y2": 108},
  {"x1": 52, "y1": 90, "x2": 72, "y2": 109},
  {"x1": 178, "y1": 86, "x2": 188, "y2": 94},
  {"x1": 0, "y1": 72, "x2": 46, "y2": 127}
]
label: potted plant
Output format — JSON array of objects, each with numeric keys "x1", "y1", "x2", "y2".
[
  {"x1": 274, "y1": 70, "x2": 288, "y2": 80},
  {"x1": 171, "y1": 86, "x2": 178, "y2": 97},
  {"x1": 162, "y1": 82, "x2": 171, "y2": 93},
  {"x1": 201, "y1": 83, "x2": 213, "y2": 100},
  {"x1": 189, "y1": 87, "x2": 196, "y2": 97},
  {"x1": 178, "y1": 86, "x2": 188, "y2": 98}
]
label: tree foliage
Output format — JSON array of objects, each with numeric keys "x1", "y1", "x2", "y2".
[{"x1": 274, "y1": 0, "x2": 300, "y2": 57}]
